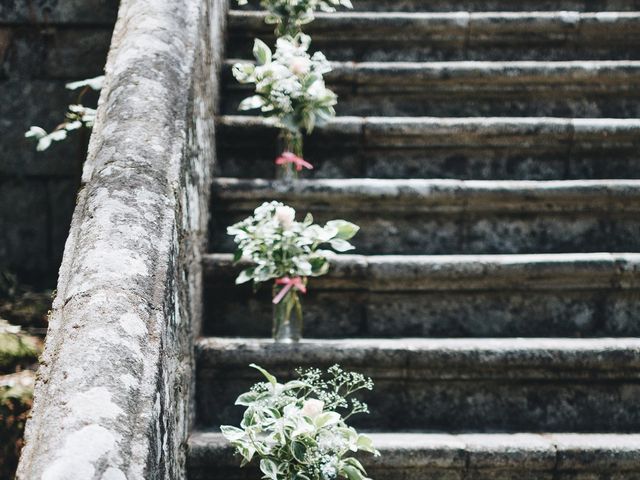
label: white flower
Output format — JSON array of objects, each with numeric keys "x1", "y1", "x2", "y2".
[
  {"x1": 302, "y1": 399, "x2": 324, "y2": 418},
  {"x1": 290, "y1": 56, "x2": 311, "y2": 76},
  {"x1": 275, "y1": 206, "x2": 296, "y2": 229},
  {"x1": 232, "y1": 34, "x2": 337, "y2": 134}
]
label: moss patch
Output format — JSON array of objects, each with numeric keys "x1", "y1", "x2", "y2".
[
  {"x1": 0, "y1": 321, "x2": 40, "y2": 374},
  {"x1": 0, "y1": 370, "x2": 35, "y2": 479}
]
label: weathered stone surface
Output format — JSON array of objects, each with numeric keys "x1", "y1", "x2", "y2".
[
  {"x1": 0, "y1": 0, "x2": 114, "y2": 285},
  {"x1": 217, "y1": 116, "x2": 640, "y2": 180},
  {"x1": 227, "y1": 11, "x2": 640, "y2": 62},
  {"x1": 0, "y1": 26, "x2": 111, "y2": 80},
  {"x1": 195, "y1": 337, "x2": 640, "y2": 431},
  {"x1": 237, "y1": 0, "x2": 640, "y2": 11},
  {"x1": 204, "y1": 252, "x2": 640, "y2": 291},
  {"x1": 202, "y1": 252, "x2": 640, "y2": 337},
  {"x1": 209, "y1": 178, "x2": 640, "y2": 254},
  {"x1": 222, "y1": 60, "x2": 640, "y2": 117},
  {"x1": 188, "y1": 431, "x2": 640, "y2": 480},
  {"x1": 0, "y1": 179, "x2": 51, "y2": 282},
  {"x1": 0, "y1": 0, "x2": 119, "y2": 25},
  {"x1": 15, "y1": 0, "x2": 226, "y2": 479}
]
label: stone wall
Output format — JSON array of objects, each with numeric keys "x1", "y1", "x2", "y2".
[
  {"x1": 0, "y1": 0, "x2": 118, "y2": 286},
  {"x1": 15, "y1": 0, "x2": 226, "y2": 477}
]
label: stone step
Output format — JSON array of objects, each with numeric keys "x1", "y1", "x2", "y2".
[
  {"x1": 188, "y1": 431, "x2": 640, "y2": 480},
  {"x1": 222, "y1": 60, "x2": 640, "y2": 117},
  {"x1": 195, "y1": 337, "x2": 640, "y2": 432},
  {"x1": 216, "y1": 116, "x2": 640, "y2": 180},
  {"x1": 227, "y1": 11, "x2": 640, "y2": 61},
  {"x1": 209, "y1": 178, "x2": 640, "y2": 255},
  {"x1": 202, "y1": 252, "x2": 640, "y2": 338},
  {"x1": 235, "y1": 1, "x2": 640, "y2": 12}
]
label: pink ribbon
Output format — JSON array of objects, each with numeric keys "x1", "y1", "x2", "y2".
[
  {"x1": 275, "y1": 152, "x2": 314, "y2": 171},
  {"x1": 272, "y1": 277, "x2": 307, "y2": 304}
]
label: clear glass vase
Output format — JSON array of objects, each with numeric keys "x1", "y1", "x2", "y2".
[
  {"x1": 276, "y1": 130, "x2": 304, "y2": 182},
  {"x1": 272, "y1": 284, "x2": 303, "y2": 343}
]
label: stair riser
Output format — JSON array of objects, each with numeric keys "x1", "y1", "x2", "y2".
[
  {"x1": 228, "y1": 38, "x2": 640, "y2": 63},
  {"x1": 211, "y1": 207, "x2": 640, "y2": 255},
  {"x1": 217, "y1": 126, "x2": 640, "y2": 180},
  {"x1": 227, "y1": 34, "x2": 640, "y2": 63},
  {"x1": 196, "y1": 369, "x2": 640, "y2": 432},
  {"x1": 223, "y1": 83, "x2": 640, "y2": 118},
  {"x1": 188, "y1": 466, "x2": 640, "y2": 480},
  {"x1": 203, "y1": 287, "x2": 640, "y2": 338},
  {"x1": 237, "y1": 1, "x2": 640, "y2": 11}
]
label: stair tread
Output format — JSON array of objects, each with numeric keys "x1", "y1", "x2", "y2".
[
  {"x1": 189, "y1": 430, "x2": 640, "y2": 471},
  {"x1": 224, "y1": 59, "x2": 640, "y2": 85},
  {"x1": 218, "y1": 115, "x2": 640, "y2": 137},
  {"x1": 196, "y1": 336, "x2": 640, "y2": 376},
  {"x1": 233, "y1": 0, "x2": 640, "y2": 12},
  {"x1": 212, "y1": 177, "x2": 640, "y2": 209},
  {"x1": 203, "y1": 251, "x2": 640, "y2": 290}
]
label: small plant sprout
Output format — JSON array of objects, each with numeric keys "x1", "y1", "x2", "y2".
[{"x1": 25, "y1": 75, "x2": 104, "y2": 151}]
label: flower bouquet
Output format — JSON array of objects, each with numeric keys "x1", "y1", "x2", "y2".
[
  {"x1": 237, "y1": 0, "x2": 354, "y2": 36},
  {"x1": 221, "y1": 364, "x2": 379, "y2": 480},
  {"x1": 233, "y1": 34, "x2": 337, "y2": 179},
  {"x1": 227, "y1": 201, "x2": 359, "y2": 342}
]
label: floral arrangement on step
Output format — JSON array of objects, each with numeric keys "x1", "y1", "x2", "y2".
[
  {"x1": 25, "y1": 75, "x2": 103, "y2": 151},
  {"x1": 227, "y1": 201, "x2": 358, "y2": 342},
  {"x1": 237, "y1": 0, "x2": 354, "y2": 36},
  {"x1": 233, "y1": 34, "x2": 336, "y2": 179},
  {"x1": 221, "y1": 364, "x2": 379, "y2": 480}
]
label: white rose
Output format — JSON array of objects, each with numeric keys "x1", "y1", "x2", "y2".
[
  {"x1": 290, "y1": 57, "x2": 311, "y2": 76},
  {"x1": 275, "y1": 206, "x2": 296, "y2": 229},
  {"x1": 302, "y1": 399, "x2": 324, "y2": 418}
]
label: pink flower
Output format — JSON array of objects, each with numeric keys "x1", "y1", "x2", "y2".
[{"x1": 275, "y1": 151, "x2": 314, "y2": 171}]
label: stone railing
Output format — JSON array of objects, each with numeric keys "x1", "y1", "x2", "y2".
[{"x1": 16, "y1": 0, "x2": 227, "y2": 478}]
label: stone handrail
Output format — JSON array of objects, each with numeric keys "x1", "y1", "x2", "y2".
[{"x1": 16, "y1": 0, "x2": 227, "y2": 477}]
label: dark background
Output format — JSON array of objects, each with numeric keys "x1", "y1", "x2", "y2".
[{"x1": 0, "y1": 0, "x2": 119, "y2": 288}]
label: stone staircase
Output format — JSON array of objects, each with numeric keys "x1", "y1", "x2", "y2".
[{"x1": 188, "y1": 1, "x2": 640, "y2": 479}]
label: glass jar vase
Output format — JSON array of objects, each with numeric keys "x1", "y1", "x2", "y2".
[{"x1": 272, "y1": 282, "x2": 304, "y2": 343}]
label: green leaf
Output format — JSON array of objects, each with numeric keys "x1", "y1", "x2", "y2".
[
  {"x1": 24, "y1": 126, "x2": 47, "y2": 139},
  {"x1": 329, "y1": 238, "x2": 355, "y2": 252},
  {"x1": 253, "y1": 38, "x2": 272, "y2": 65},
  {"x1": 238, "y1": 95, "x2": 266, "y2": 111},
  {"x1": 260, "y1": 459, "x2": 279, "y2": 480},
  {"x1": 342, "y1": 465, "x2": 365, "y2": 480},
  {"x1": 235, "y1": 390, "x2": 260, "y2": 406},
  {"x1": 314, "y1": 411, "x2": 341, "y2": 428},
  {"x1": 326, "y1": 220, "x2": 360, "y2": 240},
  {"x1": 236, "y1": 267, "x2": 255, "y2": 285},
  {"x1": 290, "y1": 440, "x2": 307, "y2": 463},
  {"x1": 250, "y1": 364, "x2": 277, "y2": 387},
  {"x1": 220, "y1": 425, "x2": 245, "y2": 442},
  {"x1": 65, "y1": 75, "x2": 104, "y2": 91},
  {"x1": 356, "y1": 434, "x2": 378, "y2": 454},
  {"x1": 233, "y1": 249, "x2": 243, "y2": 262},
  {"x1": 344, "y1": 457, "x2": 366, "y2": 473}
]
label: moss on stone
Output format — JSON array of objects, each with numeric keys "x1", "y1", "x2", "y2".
[
  {"x1": 0, "y1": 370, "x2": 34, "y2": 479},
  {"x1": 0, "y1": 322, "x2": 40, "y2": 374}
]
